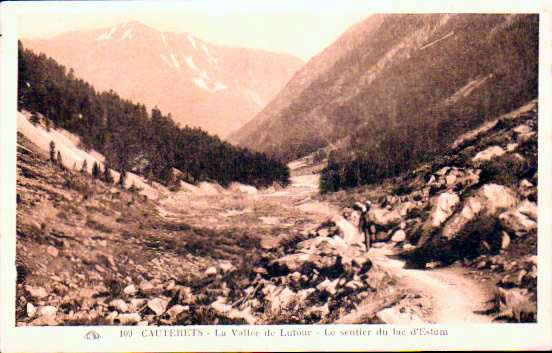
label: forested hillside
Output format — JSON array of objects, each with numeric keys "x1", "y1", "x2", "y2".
[{"x1": 17, "y1": 41, "x2": 289, "y2": 187}]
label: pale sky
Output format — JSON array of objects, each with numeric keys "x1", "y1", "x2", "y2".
[{"x1": 15, "y1": 1, "x2": 375, "y2": 61}]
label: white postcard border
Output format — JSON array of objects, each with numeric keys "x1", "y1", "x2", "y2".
[{"x1": 1, "y1": 1, "x2": 551, "y2": 352}]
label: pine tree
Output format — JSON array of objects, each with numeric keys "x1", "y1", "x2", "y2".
[
  {"x1": 49, "y1": 140, "x2": 56, "y2": 163},
  {"x1": 103, "y1": 164, "x2": 114, "y2": 184},
  {"x1": 30, "y1": 112, "x2": 40, "y2": 126},
  {"x1": 57, "y1": 151, "x2": 63, "y2": 169},
  {"x1": 81, "y1": 159, "x2": 88, "y2": 174},
  {"x1": 92, "y1": 161, "x2": 100, "y2": 179},
  {"x1": 118, "y1": 169, "x2": 127, "y2": 188}
]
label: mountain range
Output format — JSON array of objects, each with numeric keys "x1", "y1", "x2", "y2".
[{"x1": 23, "y1": 21, "x2": 303, "y2": 138}]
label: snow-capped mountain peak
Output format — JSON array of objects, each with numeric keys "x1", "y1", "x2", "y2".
[{"x1": 24, "y1": 20, "x2": 304, "y2": 137}]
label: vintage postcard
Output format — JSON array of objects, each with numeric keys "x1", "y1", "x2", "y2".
[{"x1": 0, "y1": 0, "x2": 551, "y2": 351}]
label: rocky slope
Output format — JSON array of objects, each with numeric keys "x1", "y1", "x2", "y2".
[
  {"x1": 231, "y1": 14, "x2": 538, "y2": 163},
  {"x1": 16, "y1": 132, "x2": 420, "y2": 326},
  {"x1": 322, "y1": 100, "x2": 538, "y2": 322},
  {"x1": 23, "y1": 21, "x2": 303, "y2": 137}
]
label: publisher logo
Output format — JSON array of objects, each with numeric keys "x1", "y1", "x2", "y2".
[{"x1": 84, "y1": 330, "x2": 102, "y2": 340}]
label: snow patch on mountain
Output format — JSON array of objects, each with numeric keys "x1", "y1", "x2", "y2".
[
  {"x1": 18, "y1": 110, "x2": 159, "y2": 199},
  {"x1": 170, "y1": 53, "x2": 181, "y2": 70},
  {"x1": 245, "y1": 89, "x2": 264, "y2": 107},
  {"x1": 97, "y1": 25, "x2": 117, "y2": 41},
  {"x1": 161, "y1": 33, "x2": 168, "y2": 47},
  {"x1": 193, "y1": 77, "x2": 209, "y2": 91},
  {"x1": 120, "y1": 28, "x2": 133, "y2": 41},
  {"x1": 199, "y1": 71, "x2": 210, "y2": 81},
  {"x1": 201, "y1": 43, "x2": 210, "y2": 57},
  {"x1": 160, "y1": 54, "x2": 171, "y2": 67},
  {"x1": 200, "y1": 42, "x2": 219, "y2": 67},
  {"x1": 184, "y1": 56, "x2": 198, "y2": 71},
  {"x1": 214, "y1": 82, "x2": 227, "y2": 91},
  {"x1": 188, "y1": 33, "x2": 197, "y2": 48}
]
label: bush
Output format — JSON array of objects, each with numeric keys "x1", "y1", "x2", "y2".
[{"x1": 479, "y1": 153, "x2": 530, "y2": 187}]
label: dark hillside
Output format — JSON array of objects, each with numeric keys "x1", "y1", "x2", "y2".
[{"x1": 231, "y1": 14, "x2": 537, "y2": 191}]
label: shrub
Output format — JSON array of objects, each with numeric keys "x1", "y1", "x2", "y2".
[{"x1": 479, "y1": 153, "x2": 530, "y2": 187}]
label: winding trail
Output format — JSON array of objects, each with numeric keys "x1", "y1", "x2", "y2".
[
  {"x1": 282, "y1": 168, "x2": 494, "y2": 323},
  {"x1": 369, "y1": 245, "x2": 494, "y2": 323}
]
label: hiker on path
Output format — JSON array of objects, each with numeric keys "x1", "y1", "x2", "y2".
[{"x1": 354, "y1": 201, "x2": 372, "y2": 252}]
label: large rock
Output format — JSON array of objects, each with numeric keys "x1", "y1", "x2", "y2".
[
  {"x1": 428, "y1": 192, "x2": 460, "y2": 228},
  {"x1": 109, "y1": 299, "x2": 129, "y2": 313},
  {"x1": 269, "y1": 251, "x2": 345, "y2": 278},
  {"x1": 210, "y1": 297, "x2": 256, "y2": 324},
  {"x1": 27, "y1": 303, "x2": 37, "y2": 318},
  {"x1": 117, "y1": 313, "x2": 142, "y2": 325},
  {"x1": 417, "y1": 191, "x2": 459, "y2": 247},
  {"x1": 37, "y1": 306, "x2": 57, "y2": 317},
  {"x1": 316, "y1": 278, "x2": 339, "y2": 295},
  {"x1": 25, "y1": 286, "x2": 48, "y2": 299},
  {"x1": 391, "y1": 230, "x2": 406, "y2": 242},
  {"x1": 333, "y1": 215, "x2": 363, "y2": 245},
  {"x1": 472, "y1": 145, "x2": 505, "y2": 162},
  {"x1": 442, "y1": 184, "x2": 517, "y2": 240},
  {"x1": 517, "y1": 200, "x2": 537, "y2": 221},
  {"x1": 499, "y1": 210, "x2": 537, "y2": 237},
  {"x1": 147, "y1": 297, "x2": 169, "y2": 316},
  {"x1": 414, "y1": 184, "x2": 518, "y2": 261},
  {"x1": 268, "y1": 287, "x2": 297, "y2": 312},
  {"x1": 366, "y1": 207, "x2": 402, "y2": 230}
]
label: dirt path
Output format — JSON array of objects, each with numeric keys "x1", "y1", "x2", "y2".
[{"x1": 369, "y1": 245, "x2": 494, "y2": 323}]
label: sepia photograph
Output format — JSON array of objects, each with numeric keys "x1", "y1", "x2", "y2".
[{"x1": 8, "y1": 1, "x2": 542, "y2": 333}]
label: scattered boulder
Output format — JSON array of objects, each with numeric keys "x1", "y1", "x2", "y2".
[
  {"x1": 37, "y1": 306, "x2": 57, "y2": 317},
  {"x1": 499, "y1": 209, "x2": 536, "y2": 237},
  {"x1": 269, "y1": 287, "x2": 297, "y2": 312},
  {"x1": 391, "y1": 230, "x2": 406, "y2": 242},
  {"x1": 332, "y1": 215, "x2": 363, "y2": 245},
  {"x1": 210, "y1": 297, "x2": 256, "y2": 324},
  {"x1": 472, "y1": 145, "x2": 505, "y2": 162},
  {"x1": 25, "y1": 286, "x2": 48, "y2": 299},
  {"x1": 219, "y1": 262, "x2": 236, "y2": 273},
  {"x1": 109, "y1": 299, "x2": 128, "y2": 313},
  {"x1": 46, "y1": 246, "x2": 59, "y2": 258},
  {"x1": 147, "y1": 297, "x2": 169, "y2": 316},
  {"x1": 417, "y1": 191, "x2": 459, "y2": 247},
  {"x1": 138, "y1": 281, "x2": 161, "y2": 296},
  {"x1": 123, "y1": 284, "x2": 137, "y2": 296},
  {"x1": 517, "y1": 200, "x2": 537, "y2": 221},
  {"x1": 205, "y1": 266, "x2": 218, "y2": 276},
  {"x1": 117, "y1": 313, "x2": 142, "y2": 325},
  {"x1": 27, "y1": 303, "x2": 37, "y2": 318},
  {"x1": 442, "y1": 184, "x2": 517, "y2": 241},
  {"x1": 316, "y1": 278, "x2": 339, "y2": 295},
  {"x1": 166, "y1": 305, "x2": 188, "y2": 320},
  {"x1": 366, "y1": 207, "x2": 401, "y2": 230},
  {"x1": 501, "y1": 232, "x2": 511, "y2": 250},
  {"x1": 428, "y1": 192, "x2": 460, "y2": 228}
]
